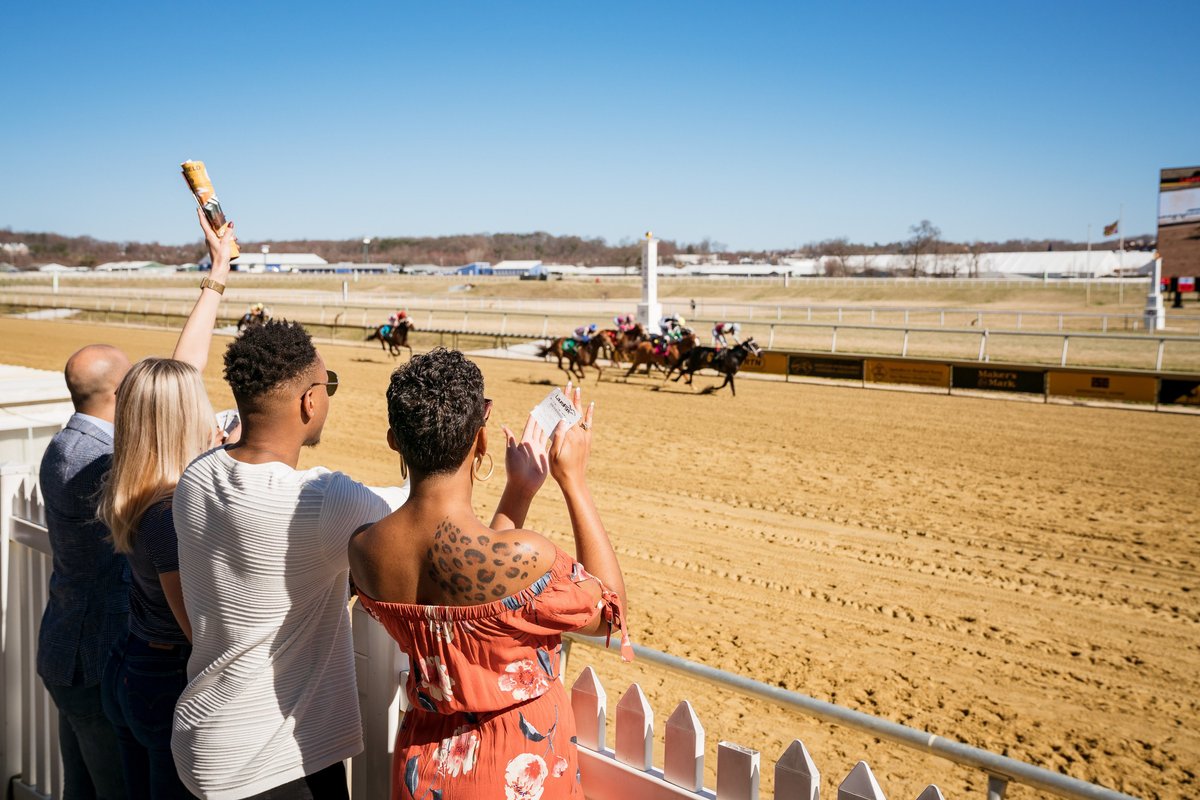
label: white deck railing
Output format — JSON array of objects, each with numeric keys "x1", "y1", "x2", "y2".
[{"x1": 2, "y1": 462, "x2": 1140, "y2": 800}]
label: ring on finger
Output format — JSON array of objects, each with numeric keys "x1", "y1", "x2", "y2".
[{"x1": 579, "y1": 421, "x2": 591, "y2": 430}]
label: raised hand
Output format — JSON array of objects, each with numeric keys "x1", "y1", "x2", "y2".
[
  {"x1": 549, "y1": 382, "x2": 594, "y2": 492},
  {"x1": 197, "y1": 207, "x2": 236, "y2": 281},
  {"x1": 500, "y1": 414, "x2": 551, "y2": 500}
]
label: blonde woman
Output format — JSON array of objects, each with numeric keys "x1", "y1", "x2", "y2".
[{"x1": 98, "y1": 209, "x2": 235, "y2": 799}]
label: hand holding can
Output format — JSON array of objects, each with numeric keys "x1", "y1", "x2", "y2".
[{"x1": 181, "y1": 160, "x2": 240, "y2": 260}]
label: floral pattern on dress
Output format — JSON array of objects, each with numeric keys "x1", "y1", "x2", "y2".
[
  {"x1": 498, "y1": 658, "x2": 551, "y2": 701},
  {"x1": 418, "y1": 655, "x2": 455, "y2": 703},
  {"x1": 432, "y1": 726, "x2": 479, "y2": 778},
  {"x1": 505, "y1": 753, "x2": 548, "y2": 800}
]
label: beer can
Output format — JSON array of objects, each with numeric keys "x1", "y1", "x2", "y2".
[{"x1": 181, "y1": 160, "x2": 240, "y2": 259}]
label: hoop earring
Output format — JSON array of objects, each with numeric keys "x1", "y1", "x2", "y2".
[
  {"x1": 400, "y1": 457, "x2": 408, "y2": 481},
  {"x1": 473, "y1": 452, "x2": 494, "y2": 482}
]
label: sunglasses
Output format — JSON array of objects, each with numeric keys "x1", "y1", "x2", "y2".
[{"x1": 309, "y1": 369, "x2": 339, "y2": 397}]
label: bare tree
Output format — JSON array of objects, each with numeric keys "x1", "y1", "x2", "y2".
[
  {"x1": 819, "y1": 237, "x2": 853, "y2": 276},
  {"x1": 966, "y1": 241, "x2": 989, "y2": 279},
  {"x1": 905, "y1": 220, "x2": 941, "y2": 277}
]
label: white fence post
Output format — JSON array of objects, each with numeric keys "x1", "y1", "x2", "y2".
[
  {"x1": 839, "y1": 761, "x2": 886, "y2": 800},
  {"x1": 571, "y1": 666, "x2": 607, "y2": 751},
  {"x1": 774, "y1": 739, "x2": 819, "y2": 800},
  {"x1": 1, "y1": 465, "x2": 32, "y2": 784},
  {"x1": 615, "y1": 683, "x2": 653, "y2": 771},
  {"x1": 717, "y1": 741, "x2": 760, "y2": 800},
  {"x1": 350, "y1": 603, "x2": 409, "y2": 800},
  {"x1": 663, "y1": 700, "x2": 703, "y2": 792}
]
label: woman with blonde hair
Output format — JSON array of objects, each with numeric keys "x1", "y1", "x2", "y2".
[{"x1": 98, "y1": 209, "x2": 235, "y2": 799}]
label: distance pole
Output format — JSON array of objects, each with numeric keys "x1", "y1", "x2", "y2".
[
  {"x1": 1118, "y1": 204, "x2": 1125, "y2": 306},
  {"x1": 1085, "y1": 224, "x2": 1091, "y2": 305}
]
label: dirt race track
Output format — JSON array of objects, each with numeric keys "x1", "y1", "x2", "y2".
[{"x1": 2, "y1": 317, "x2": 1197, "y2": 800}]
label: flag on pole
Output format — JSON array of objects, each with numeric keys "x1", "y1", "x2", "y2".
[{"x1": 1103, "y1": 220, "x2": 1119, "y2": 237}]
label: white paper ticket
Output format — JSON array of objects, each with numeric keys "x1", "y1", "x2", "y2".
[{"x1": 530, "y1": 388, "x2": 581, "y2": 438}]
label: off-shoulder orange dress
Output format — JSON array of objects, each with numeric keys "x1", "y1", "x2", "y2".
[{"x1": 358, "y1": 548, "x2": 632, "y2": 800}]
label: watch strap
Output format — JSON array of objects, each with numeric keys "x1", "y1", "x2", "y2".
[{"x1": 200, "y1": 277, "x2": 225, "y2": 295}]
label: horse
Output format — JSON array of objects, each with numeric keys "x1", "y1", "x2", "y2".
[
  {"x1": 623, "y1": 332, "x2": 697, "y2": 378},
  {"x1": 597, "y1": 329, "x2": 623, "y2": 364},
  {"x1": 237, "y1": 311, "x2": 270, "y2": 333},
  {"x1": 615, "y1": 324, "x2": 646, "y2": 361},
  {"x1": 537, "y1": 336, "x2": 608, "y2": 382},
  {"x1": 366, "y1": 321, "x2": 414, "y2": 359},
  {"x1": 673, "y1": 338, "x2": 761, "y2": 396}
]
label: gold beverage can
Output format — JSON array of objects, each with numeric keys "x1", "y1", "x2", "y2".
[{"x1": 181, "y1": 160, "x2": 240, "y2": 259}]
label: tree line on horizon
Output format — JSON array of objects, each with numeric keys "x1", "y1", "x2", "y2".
[{"x1": 0, "y1": 224, "x2": 1153, "y2": 271}]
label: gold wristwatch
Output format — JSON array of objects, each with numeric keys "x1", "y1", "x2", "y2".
[{"x1": 200, "y1": 277, "x2": 225, "y2": 295}]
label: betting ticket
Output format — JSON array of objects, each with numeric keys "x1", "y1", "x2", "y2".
[{"x1": 530, "y1": 388, "x2": 581, "y2": 439}]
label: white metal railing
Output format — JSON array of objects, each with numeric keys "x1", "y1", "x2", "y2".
[
  {"x1": 7, "y1": 280, "x2": 1200, "y2": 334},
  {"x1": 0, "y1": 464, "x2": 1145, "y2": 800},
  {"x1": 561, "y1": 635, "x2": 1138, "y2": 800}
]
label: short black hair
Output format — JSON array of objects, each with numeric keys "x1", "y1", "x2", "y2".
[
  {"x1": 387, "y1": 348, "x2": 486, "y2": 476},
  {"x1": 224, "y1": 320, "x2": 318, "y2": 402}
]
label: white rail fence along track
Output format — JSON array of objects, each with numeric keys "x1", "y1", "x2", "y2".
[{"x1": 4, "y1": 292, "x2": 1200, "y2": 372}]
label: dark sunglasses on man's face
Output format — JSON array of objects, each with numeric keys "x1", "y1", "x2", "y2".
[{"x1": 309, "y1": 369, "x2": 339, "y2": 397}]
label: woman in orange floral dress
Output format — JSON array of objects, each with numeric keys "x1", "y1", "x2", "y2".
[{"x1": 350, "y1": 349, "x2": 631, "y2": 800}]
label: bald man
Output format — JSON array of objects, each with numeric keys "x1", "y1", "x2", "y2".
[{"x1": 39, "y1": 344, "x2": 132, "y2": 800}]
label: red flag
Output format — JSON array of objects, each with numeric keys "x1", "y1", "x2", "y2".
[{"x1": 1103, "y1": 220, "x2": 1119, "y2": 237}]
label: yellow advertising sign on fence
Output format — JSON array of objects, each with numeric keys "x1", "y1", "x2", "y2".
[
  {"x1": 1047, "y1": 371, "x2": 1157, "y2": 404},
  {"x1": 737, "y1": 352, "x2": 790, "y2": 375},
  {"x1": 863, "y1": 359, "x2": 951, "y2": 388}
]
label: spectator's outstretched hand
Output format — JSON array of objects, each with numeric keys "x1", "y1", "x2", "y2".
[
  {"x1": 549, "y1": 382, "x2": 593, "y2": 492},
  {"x1": 500, "y1": 415, "x2": 550, "y2": 499},
  {"x1": 198, "y1": 208, "x2": 236, "y2": 281}
]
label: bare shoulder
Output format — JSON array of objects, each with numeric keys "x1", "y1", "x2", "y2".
[
  {"x1": 423, "y1": 523, "x2": 562, "y2": 605},
  {"x1": 347, "y1": 512, "x2": 409, "y2": 598},
  {"x1": 489, "y1": 527, "x2": 560, "y2": 572}
]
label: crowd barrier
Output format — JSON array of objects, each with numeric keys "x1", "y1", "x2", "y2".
[
  {"x1": 737, "y1": 350, "x2": 1200, "y2": 410},
  {"x1": 2, "y1": 458, "x2": 1141, "y2": 800}
]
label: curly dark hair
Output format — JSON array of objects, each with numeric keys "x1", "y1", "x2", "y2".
[
  {"x1": 387, "y1": 348, "x2": 486, "y2": 477},
  {"x1": 223, "y1": 320, "x2": 318, "y2": 402}
]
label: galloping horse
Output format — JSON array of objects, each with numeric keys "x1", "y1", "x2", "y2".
[
  {"x1": 366, "y1": 321, "x2": 414, "y2": 359},
  {"x1": 537, "y1": 334, "x2": 610, "y2": 382},
  {"x1": 623, "y1": 332, "x2": 697, "y2": 378},
  {"x1": 673, "y1": 338, "x2": 761, "y2": 396},
  {"x1": 237, "y1": 311, "x2": 270, "y2": 333}
]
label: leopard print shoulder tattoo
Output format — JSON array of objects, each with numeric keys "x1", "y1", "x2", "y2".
[{"x1": 426, "y1": 519, "x2": 540, "y2": 603}]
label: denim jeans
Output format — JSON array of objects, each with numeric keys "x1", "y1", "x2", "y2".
[
  {"x1": 102, "y1": 633, "x2": 193, "y2": 800},
  {"x1": 43, "y1": 676, "x2": 128, "y2": 800}
]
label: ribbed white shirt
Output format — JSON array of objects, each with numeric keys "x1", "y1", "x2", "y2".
[{"x1": 171, "y1": 447, "x2": 406, "y2": 799}]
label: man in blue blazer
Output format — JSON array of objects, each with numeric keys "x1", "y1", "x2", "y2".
[{"x1": 38, "y1": 344, "x2": 132, "y2": 800}]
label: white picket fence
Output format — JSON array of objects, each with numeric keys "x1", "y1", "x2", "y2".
[{"x1": 0, "y1": 461, "x2": 1138, "y2": 800}]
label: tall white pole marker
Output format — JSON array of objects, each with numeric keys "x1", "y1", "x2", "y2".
[{"x1": 637, "y1": 231, "x2": 662, "y2": 330}]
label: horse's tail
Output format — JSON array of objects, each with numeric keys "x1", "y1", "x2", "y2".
[
  {"x1": 365, "y1": 328, "x2": 379, "y2": 341},
  {"x1": 536, "y1": 342, "x2": 553, "y2": 359}
]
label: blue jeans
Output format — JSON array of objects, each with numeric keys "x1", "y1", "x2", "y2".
[
  {"x1": 102, "y1": 633, "x2": 193, "y2": 799},
  {"x1": 44, "y1": 676, "x2": 128, "y2": 800}
]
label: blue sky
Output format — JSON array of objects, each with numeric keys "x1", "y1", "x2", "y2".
[{"x1": 1, "y1": 1, "x2": 1196, "y2": 250}]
